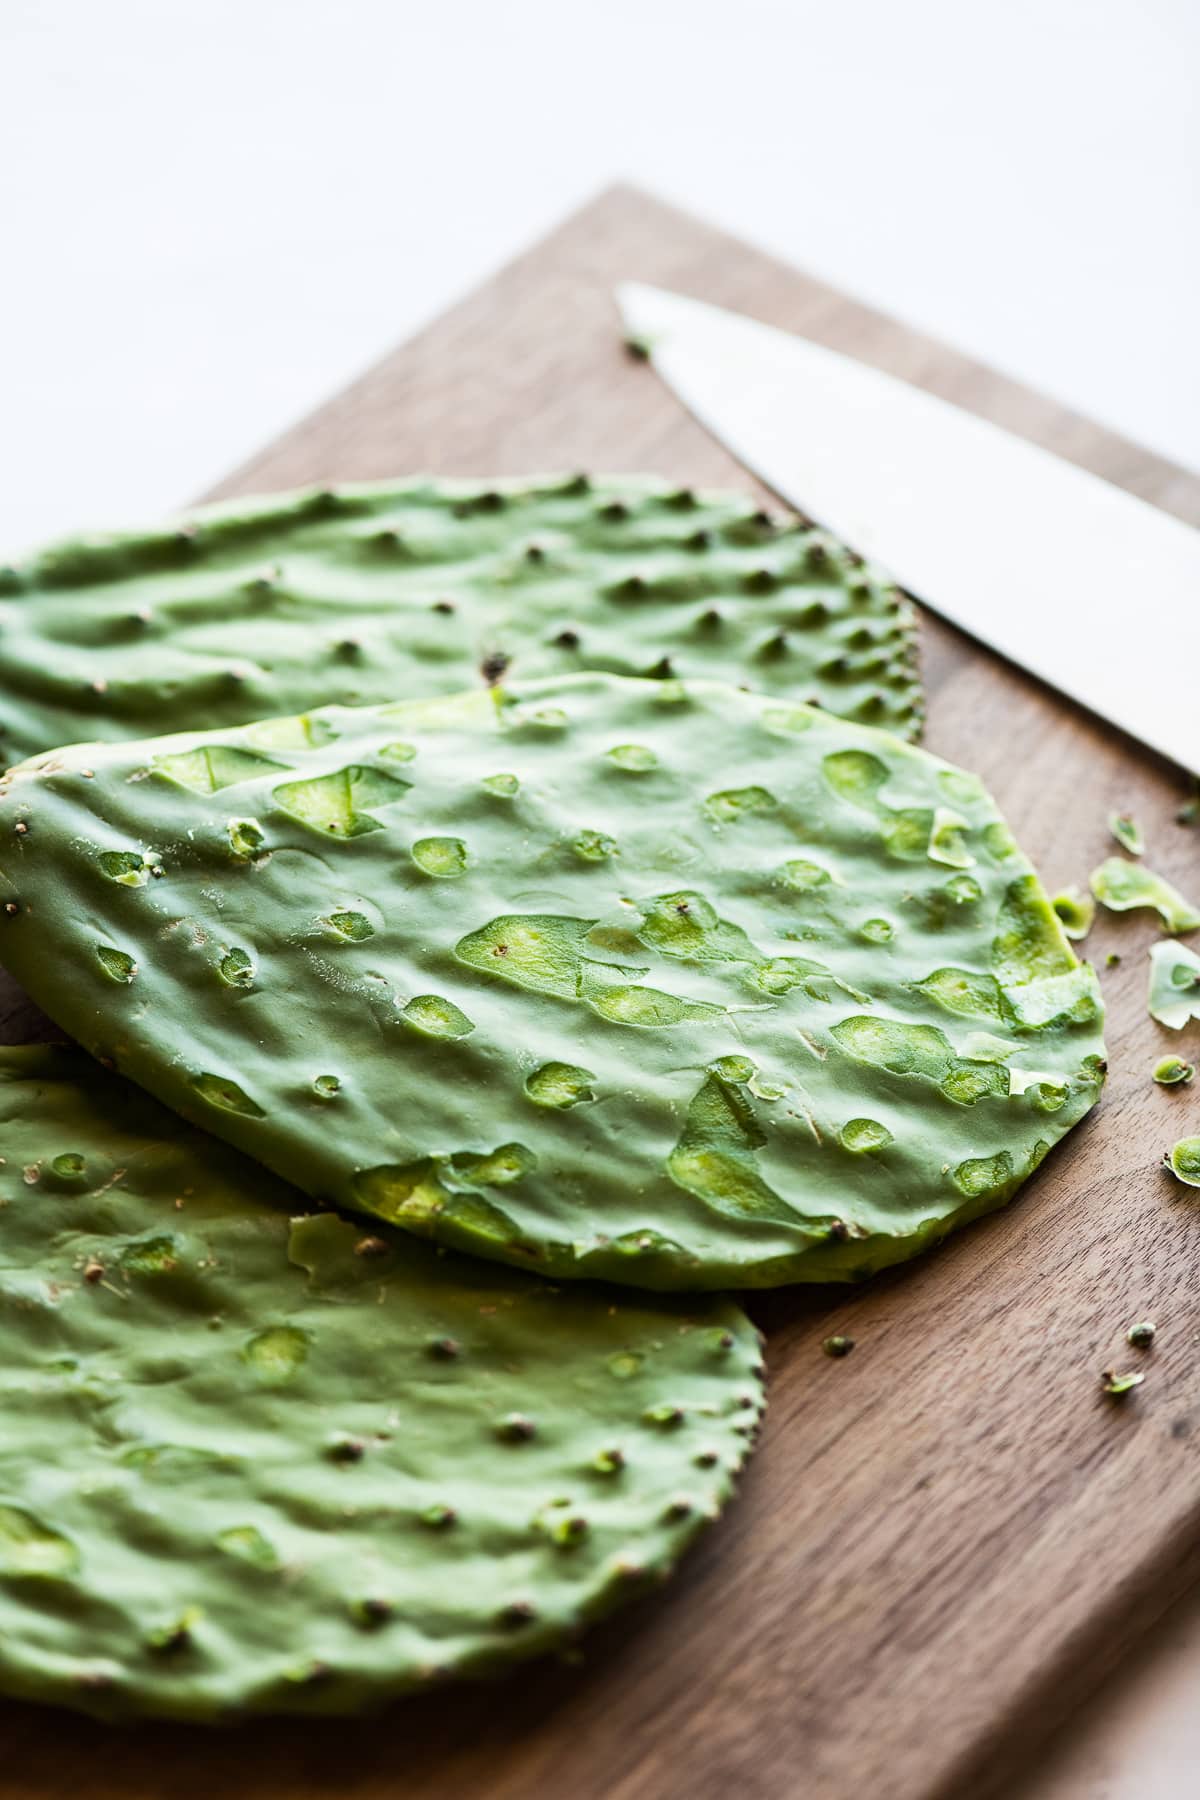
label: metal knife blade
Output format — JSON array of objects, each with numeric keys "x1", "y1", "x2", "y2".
[{"x1": 617, "y1": 282, "x2": 1198, "y2": 773}]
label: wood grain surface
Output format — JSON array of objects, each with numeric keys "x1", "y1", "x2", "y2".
[{"x1": 4, "y1": 185, "x2": 1199, "y2": 1800}]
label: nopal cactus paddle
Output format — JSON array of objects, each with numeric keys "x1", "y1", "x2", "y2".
[
  {"x1": 0, "y1": 475, "x2": 921, "y2": 768},
  {"x1": 0, "y1": 672, "x2": 1104, "y2": 1289},
  {"x1": 0, "y1": 1044, "x2": 762, "y2": 1721}
]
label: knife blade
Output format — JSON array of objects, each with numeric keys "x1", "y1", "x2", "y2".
[{"x1": 616, "y1": 282, "x2": 1198, "y2": 773}]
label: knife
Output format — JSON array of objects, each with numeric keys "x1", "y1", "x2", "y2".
[{"x1": 616, "y1": 282, "x2": 1198, "y2": 773}]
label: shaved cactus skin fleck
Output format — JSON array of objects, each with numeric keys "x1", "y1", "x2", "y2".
[
  {"x1": 1147, "y1": 940, "x2": 1200, "y2": 1030},
  {"x1": 1152, "y1": 1056, "x2": 1194, "y2": 1086},
  {"x1": 0, "y1": 672, "x2": 1104, "y2": 1289},
  {"x1": 0, "y1": 475, "x2": 922, "y2": 767},
  {"x1": 1090, "y1": 857, "x2": 1200, "y2": 934},
  {"x1": 1108, "y1": 812, "x2": 1144, "y2": 857},
  {"x1": 1166, "y1": 1138, "x2": 1200, "y2": 1188},
  {"x1": 1051, "y1": 886, "x2": 1094, "y2": 942},
  {"x1": 0, "y1": 1046, "x2": 762, "y2": 1720}
]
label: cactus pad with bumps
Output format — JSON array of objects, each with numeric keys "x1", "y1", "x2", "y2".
[
  {"x1": 0, "y1": 672, "x2": 1104, "y2": 1288},
  {"x1": 0, "y1": 1045, "x2": 762, "y2": 1720},
  {"x1": 0, "y1": 475, "x2": 921, "y2": 768}
]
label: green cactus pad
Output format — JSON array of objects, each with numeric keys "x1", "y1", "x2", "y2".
[
  {"x1": 0, "y1": 672, "x2": 1104, "y2": 1289},
  {"x1": 0, "y1": 475, "x2": 922, "y2": 770},
  {"x1": 0, "y1": 1044, "x2": 762, "y2": 1720}
]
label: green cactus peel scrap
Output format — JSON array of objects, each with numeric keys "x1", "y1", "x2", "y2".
[
  {"x1": 1152, "y1": 1056, "x2": 1194, "y2": 1086},
  {"x1": 1107, "y1": 812, "x2": 1144, "y2": 857},
  {"x1": 0, "y1": 673, "x2": 1104, "y2": 1289},
  {"x1": 1166, "y1": 1138, "x2": 1200, "y2": 1188},
  {"x1": 0, "y1": 1045, "x2": 762, "y2": 1721},
  {"x1": 1090, "y1": 857, "x2": 1200, "y2": 934},
  {"x1": 1147, "y1": 940, "x2": 1200, "y2": 1030},
  {"x1": 1101, "y1": 1369, "x2": 1145, "y2": 1397},
  {"x1": 1051, "y1": 886, "x2": 1094, "y2": 942},
  {"x1": 0, "y1": 475, "x2": 922, "y2": 768}
]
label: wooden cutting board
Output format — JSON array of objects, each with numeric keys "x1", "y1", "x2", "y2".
[{"x1": 4, "y1": 185, "x2": 1199, "y2": 1800}]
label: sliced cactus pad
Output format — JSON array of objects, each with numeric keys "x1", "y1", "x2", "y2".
[
  {"x1": 0, "y1": 475, "x2": 921, "y2": 767},
  {"x1": 0, "y1": 672, "x2": 1104, "y2": 1289},
  {"x1": 0, "y1": 1045, "x2": 761, "y2": 1720}
]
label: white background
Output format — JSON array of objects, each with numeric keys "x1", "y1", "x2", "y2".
[
  {"x1": 1, "y1": 0, "x2": 1197, "y2": 558},
  {"x1": 2, "y1": 3, "x2": 1198, "y2": 1793}
]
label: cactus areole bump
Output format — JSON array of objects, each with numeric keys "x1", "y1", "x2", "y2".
[
  {"x1": 0, "y1": 673, "x2": 1105, "y2": 1289},
  {"x1": 0, "y1": 475, "x2": 922, "y2": 766},
  {"x1": 0, "y1": 1046, "x2": 762, "y2": 1720}
]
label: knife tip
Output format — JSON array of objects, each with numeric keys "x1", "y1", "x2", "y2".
[
  {"x1": 614, "y1": 280, "x2": 675, "y2": 351},
  {"x1": 614, "y1": 278, "x2": 657, "y2": 316}
]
